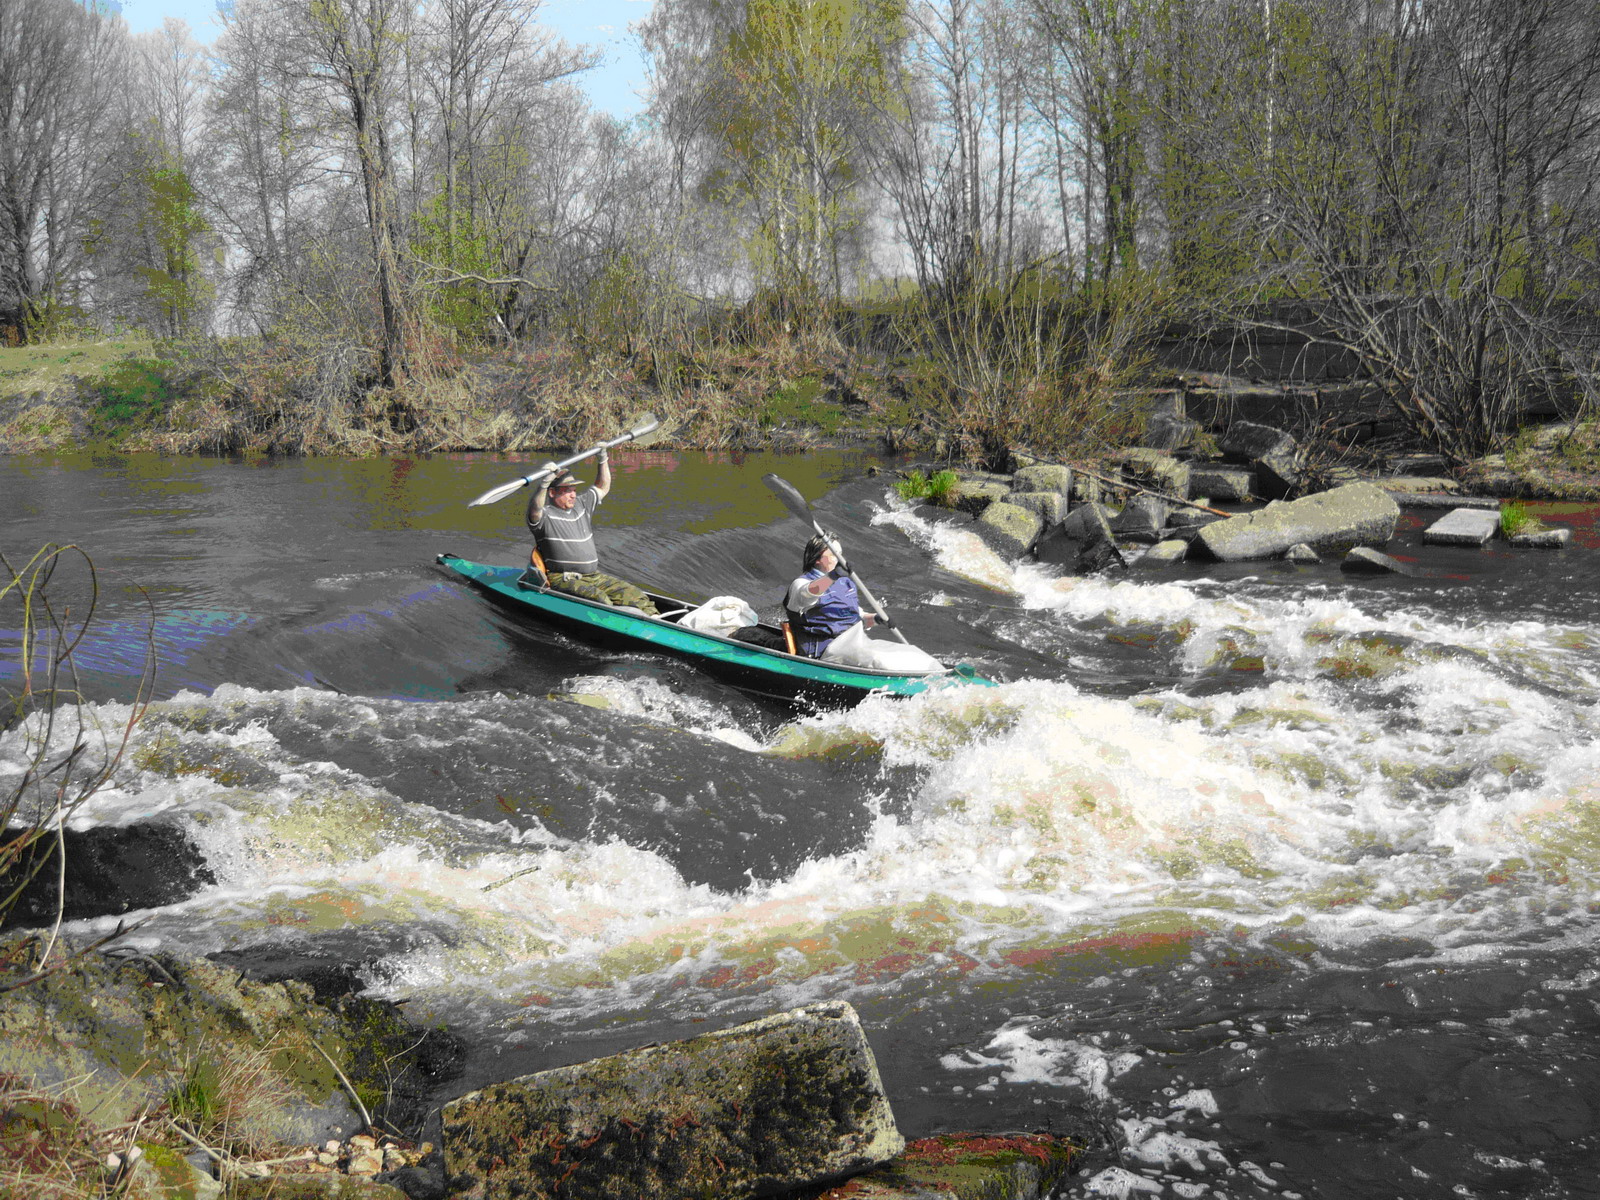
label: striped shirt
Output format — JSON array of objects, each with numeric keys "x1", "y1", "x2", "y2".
[{"x1": 530, "y1": 490, "x2": 602, "y2": 573}]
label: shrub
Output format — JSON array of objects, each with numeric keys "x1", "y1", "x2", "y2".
[{"x1": 1499, "y1": 501, "x2": 1532, "y2": 537}]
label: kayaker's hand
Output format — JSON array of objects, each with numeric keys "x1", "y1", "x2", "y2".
[{"x1": 533, "y1": 461, "x2": 558, "y2": 487}]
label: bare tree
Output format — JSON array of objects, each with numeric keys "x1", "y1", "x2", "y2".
[{"x1": 0, "y1": 0, "x2": 129, "y2": 339}]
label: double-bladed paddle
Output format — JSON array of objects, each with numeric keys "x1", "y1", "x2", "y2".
[
  {"x1": 762, "y1": 472, "x2": 911, "y2": 645},
  {"x1": 467, "y1": 414, "x2": 664, "y2": 507}
]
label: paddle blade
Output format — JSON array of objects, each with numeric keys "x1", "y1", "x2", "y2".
[
  {"x1": 467, "y1": 477, "x2": 532, "y2": 507},
  {"x1": 763, "y1": 473, "x2": 816, "y2": 526},
  {"x1": 627, "y1": 413, "x2": 662, "y2": 442}
]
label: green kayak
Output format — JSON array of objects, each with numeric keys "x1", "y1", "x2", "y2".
[{"x1": 437, "y1": 554, "x2": 994, "y2": 705}]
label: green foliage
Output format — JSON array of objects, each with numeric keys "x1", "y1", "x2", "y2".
[
  {"x1": 166, "y1": 1059, "x2": 221, "y2": 1127},
  {"x1": 88, "y1": 358, "x2": 176, "y2": 438},
  {"x1": 1499, "y1": 501, "x2": 1531, "y2": 537},
  {"x1": 896, "y1": 468, "x2": 958, "y2": 502},
  {"x1": 138, "y1": 163, "x2": 212, "y2": 337},
  {"x1": 415, "y1": 196, "x2": 502, "y2": 341}
]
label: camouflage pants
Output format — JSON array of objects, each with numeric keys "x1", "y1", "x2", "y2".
[{"x1": 549, "y1": 571, "x2": 659, "y2": 615}]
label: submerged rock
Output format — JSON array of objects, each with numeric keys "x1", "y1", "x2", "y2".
[
  {"x1": 1195, "y1": 482, "x2": 1399, "y2": 562},
  {"x1": 1340, "y1": 546, "x2": 1413, "y2": 575},
  {"x1": 0, "y1": 820, "x2": 215, "y2": 931},
  {"x1": 441, "y1": 1001, "x2": 903, "y2": 1200}
]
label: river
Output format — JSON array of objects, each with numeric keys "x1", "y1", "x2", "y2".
[{"x1": 3, "y1": 448, "x2": 1600, "y2": 1199}]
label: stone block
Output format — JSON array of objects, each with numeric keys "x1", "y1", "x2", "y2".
[
  {"x1": 1340, "y1": 547, "x2": 1412, "y2": 575},
  {"x1": 1114, "y1": 448, "x2": 1190, "y2": 500},
  {"x1": 1196, "y1": 482, "x2": 1399, "y2": 562},
  {"x1": 1136, "y1": 540, "x2": 1188, "y2": 568},
  {"x1": 1383, "y1": 490, "x2": 1499, "y2": 510},
  {"x1": 952, "y1": 480, "x2": 1010, "y2": 516},
  {"x1": 1218, "y1": 421, "x2": 1300, "y2": 498},
  {"x1": 1005, "y1": 490, "x2": 1065, "y2": 525},
  {"x1": 1423, "y1": 508, "x2": 1499, "y2": 546},
  {"x1": 975, "y1": 500, "x2": 1046, "y2": 559},
  {"x1": 1142, "y1": 413, "x2": 1201, "y2": 452},
  {"x1": 1012, "y1": 464, "x2": 1073, "y2": 499},
  {"x1": 1219, "y1": 420, "x2": 1294, "y2": 464},
  {"x1": 796, "y1": 1133, "x2": 1076, "y2": 1200},
  {"x1": 1285, "y1": 543, "x2": 1320, "y2": 564},
  {"x1": 1189, "y1": 464, "x2": 1254, "y2": 502},
  {"x1": 1508, "y1": 525, "x2": 1572, "y2": 548},
  {"x1": 442, "y1": 1002, "x2": 903, "y2": 1200},
  {"x1": 1111, "y1": 494, "x2": 1170, "y2": 543}
]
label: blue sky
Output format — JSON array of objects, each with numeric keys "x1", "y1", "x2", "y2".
[{"x1": 116, "y1": 0, "x2": 656, "y2": 117}]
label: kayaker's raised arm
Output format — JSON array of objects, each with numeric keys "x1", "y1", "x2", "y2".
[{"x1": 524, "y1": 460, "x2": 558, "y2": 527}]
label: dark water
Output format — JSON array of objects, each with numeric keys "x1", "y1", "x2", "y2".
[{"x1": 5, "y1": 449, "x2": 1600, "y2": 1199}]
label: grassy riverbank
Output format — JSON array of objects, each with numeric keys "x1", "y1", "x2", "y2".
[
  {"x1": 7, "y1": 331, "x2": 1600, "y2": 503},
  {"x1": 0, "y1": 332, "x2": 954, "y2": 459}
]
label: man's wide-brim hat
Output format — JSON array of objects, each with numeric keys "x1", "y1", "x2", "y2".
[{"x1": 548, "y1": 469, "x2": 579, "y2": 489}]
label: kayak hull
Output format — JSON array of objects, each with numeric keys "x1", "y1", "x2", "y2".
[{"x1": 436, "y1": 554, "x2": 993, "y2": 705}]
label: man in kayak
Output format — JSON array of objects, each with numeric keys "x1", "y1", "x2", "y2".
[
  {"x1": 786, "y1": 532, "x2": 877, "y2": 657},
  {"x1": 525, "y1": 451, "x2": 658, "y2": 614}
]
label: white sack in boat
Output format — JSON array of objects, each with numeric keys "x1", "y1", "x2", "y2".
[
  {"x1": 821, "y1": 622, "x2": 944, "y2": 673},
  {"x1": 680, "y1": 596, "x2": 760, "y2": 635}
]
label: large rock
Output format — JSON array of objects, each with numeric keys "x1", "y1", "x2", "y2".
[
  {"x1": 974, "y1": 500, "x2": 1045, "y2": 559},
  {"x1": 1219, "y1": 421, "x2": 1300, "y2": 498},
  {"x1": 0, "y1": 938, "x2": 438, "y2": 1142},
  {"x1": 0, "y1": 820, "x2": 215, "y2": 930},
  {"x1": 793, "y1": 1133, "x2": 1076, "y2": 1200},
  {"x1": 1384, "y1": 490, "x2": 1499, "y2": 510},
  {"x1": 1114, "y1": 448, "x2": 1190, "y2": 500},
  {"x1": 1012, "y1": 464, "x2": 1072, "y2": 500},
  {"x1": 1189, "y1": 464, "x2": 1254, "y2": 503},
  {"x1": 1032, "y1": 503, "x2": 1127, "y2": 574},
  {"x1": 1111, "y1": 494, "x2": 1170, "y2": 543},
  {"x1": 1143, "y1": 413, "x2": 1201, "y2": 452},
  {"x1": 1195, "y1": 482, "x2": 1400, "y2": 562},
  {"x1": 1423, "y1": 508, "x2": 1499, "y2": 546},
  {"x1": 1005, "y1": 490, "x2": 1065, "y2": 525},
  {"x1": 1136, "y1": 540, "x2": 1188, "y2": 568},
  {"x1": 441, "y1": 1002, "x2": 903, "y2": 1200},
  {"x1": 1509, "y1": 525, "x2": 1572, "y2": 548},
  {"x1": 952, "y1": 479, "x2": 1010, "y2": 516}
]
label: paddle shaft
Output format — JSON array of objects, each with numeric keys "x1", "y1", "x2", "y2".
[
  {"x1": 762, "y1": 473, "x2": 911, "y2": 645},
  {"x1": 468, "y1": 416, "x2": 660, "y2": 506}
]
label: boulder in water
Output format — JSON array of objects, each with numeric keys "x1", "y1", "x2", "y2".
[
  {"x1": 1195, "y1": 482, "x2": 1399, "y2": 562},
  {"x1": 975, "y1": 500, "x2": 1045, "y2": 559},
  {"x1": 441, "y1": 1001, "x2": 903, "y2": 1200}
]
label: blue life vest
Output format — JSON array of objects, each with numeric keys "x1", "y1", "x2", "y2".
[{"x1": 788, "y1": 568, "x2": 861, "y2": 657}]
